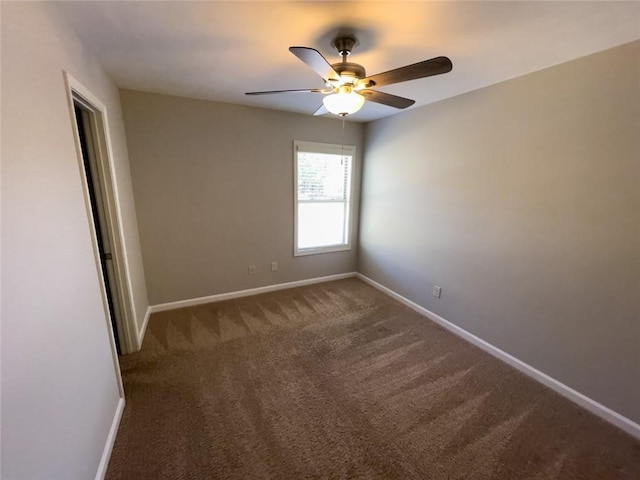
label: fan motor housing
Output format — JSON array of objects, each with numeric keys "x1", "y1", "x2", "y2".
[{"x1": 331, "y1": 62, "x2": 366, "y2": 83}]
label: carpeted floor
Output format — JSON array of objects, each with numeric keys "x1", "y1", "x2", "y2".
[{"x1": 107, "y1": 278, "x2": 640, "y2": 479}]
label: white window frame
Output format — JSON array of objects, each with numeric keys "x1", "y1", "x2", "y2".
[{"x1": 293, "y1": 140, "x2": 355, "y2": 256}]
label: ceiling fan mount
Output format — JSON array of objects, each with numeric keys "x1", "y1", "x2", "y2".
[
  {"x1": 332, "y1": 35, "x2": 357, "y2": 58},
  {"x1": 246, "y1": 35, "x2": 452, "y2": 117}
]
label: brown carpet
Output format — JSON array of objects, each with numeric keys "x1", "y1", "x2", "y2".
[{"x1": 107, "y1": 278, "x2": 640, "y2": 479}]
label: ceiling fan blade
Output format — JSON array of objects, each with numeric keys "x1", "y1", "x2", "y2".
[
  {"x1": 245, "y1": 88, "x2": 329, "y2": 95},
  {"x1": 360, "y1": 90, "x2": 415, "y2": 109},
  {"x1": 362, "y1": 56, "x2": 452, "y2": 88},
  {"x1": 289, "y1": 47, "x2": 341, "y2": 82},
  {"x1": 313, "y1": 104, "x2": 329, "y2": 116}
]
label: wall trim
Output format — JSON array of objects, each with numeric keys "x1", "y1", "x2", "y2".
[
  {"x1": 357, "y1": 273, "x2": 640, "y2": 441},
  {"x1": 63, "y1": 72, "x2": 127, "y2": 395},
  {"x1": 63, "y1": 71, "x2": 138, "y2": 356},
  {"x1": 139, "y1": 272, "x2": 359, "y2": 339},
  {"x1": 95, "y1": 397, "x2": 125, "y2": 480},
  {"x1": 137, "y1": 306, "x2": 152, "y2": 349}
]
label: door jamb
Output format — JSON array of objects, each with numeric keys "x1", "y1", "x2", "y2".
[{"x1": 63, "y1": 72, "x2": 139, "y2": 368}]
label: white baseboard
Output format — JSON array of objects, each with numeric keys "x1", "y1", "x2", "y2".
[
  {"x1": 95, "y1": 397, "x2": 125, "y2": 480},
  {"x1": 137, "y1": 306, "x2": 152, "y2": 349},
  {"x1": 357, "y1": 273, "x2": 640, "y2": 441},
  {"x1": 140, "y1": 272, "x2": 359, "y2": 340}
]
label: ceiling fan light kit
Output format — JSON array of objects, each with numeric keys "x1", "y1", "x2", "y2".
[
  {"x1": 246, "y1": 35, "x2": 452, "y2": 117},
  {"x1": 322, "y1": 85, "x2": 366, "y2": 116}
]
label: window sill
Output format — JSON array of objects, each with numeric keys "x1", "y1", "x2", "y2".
[{"x1": 294, "y1": 244, "x2": 352, "y2": 257}]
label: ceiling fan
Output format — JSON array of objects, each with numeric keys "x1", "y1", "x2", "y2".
[{"x1": 246, "y1": 36, "x2": 452, "y2": 117}]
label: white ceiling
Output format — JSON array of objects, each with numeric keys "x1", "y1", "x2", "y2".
[{"x1": 55, "y1": 1, "x2": 640, "y2": 122}]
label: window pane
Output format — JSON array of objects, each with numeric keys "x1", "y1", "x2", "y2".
[
  {"x1": 297, "y1": 152, "x2": 350, "y2": 201},
  {"x1": 298, "y1": 202, "x2": 346, "y2": 249}
]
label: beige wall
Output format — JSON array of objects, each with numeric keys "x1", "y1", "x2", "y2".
[
  {"x1": 1, "y1": 2, "x2": 148, "y2": 478},
  {"x1": 359, "y1": 41, "x2": 640, "y2": 423},
  {"x1": 120, "y1": 91, "x2": 364, "y2": 305}
]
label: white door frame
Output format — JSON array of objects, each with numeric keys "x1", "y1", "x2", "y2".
[{"x1": 63, "y1": 71, "x2": 138, "y2": 364}]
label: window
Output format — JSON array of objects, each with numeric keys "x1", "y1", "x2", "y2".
[{"x1": 294, "y1": 141, "x2": 355, "y2": 256}]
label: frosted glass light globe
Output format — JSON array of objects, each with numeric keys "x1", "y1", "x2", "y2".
[{"x1": 323, "y1": 86, "x2": 365, "y2": 116}]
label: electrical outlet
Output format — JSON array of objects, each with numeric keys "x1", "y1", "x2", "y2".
[
  {"x1": 271, "y1": 261, "x2": 278, "y2": 272},
  {"x1": 248, "y1": 264, "x2": 256, "y2": 275},
  {"x1": 432, "y1": 285, "x2": 442, "y2": 298}
]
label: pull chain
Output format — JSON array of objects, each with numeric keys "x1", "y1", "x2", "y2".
[{"x1": 341, "y1": 115, "x2": 346, "y2": 165}]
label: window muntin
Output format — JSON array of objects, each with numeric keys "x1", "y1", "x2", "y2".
[{"x1": 294, "y1": 141, "x2": 354, "y2": 255}]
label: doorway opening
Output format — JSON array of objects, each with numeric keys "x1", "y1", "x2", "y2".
[{"x1": 74, "y1": 103, "x2": 123, "y2": 354}]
